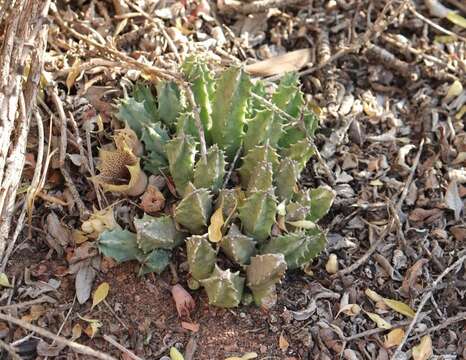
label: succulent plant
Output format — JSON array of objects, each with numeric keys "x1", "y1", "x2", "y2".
[
  {"x1": 200, "y1": 265, "x2": 245, "y2": 308},
  {"x1": 247, "y1": 254, "x2": 287, "y2": 308},
  {"x1": 95, "y1": 59, "x2": 335, "y2": 308},
  {"x1": 186, "y1": 235, "x2": 216, "y2": 281}
]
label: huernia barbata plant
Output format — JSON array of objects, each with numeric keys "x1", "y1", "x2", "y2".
[{"x1": 97, "y1": 57, "x2": 335, "y2": 309}]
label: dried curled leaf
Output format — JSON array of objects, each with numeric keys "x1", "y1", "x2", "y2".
[
  {"x1": 92, "y1": 282, "x2": 109, "y2": 309},
  {"x1": 244, "y1": 49, "x2": 311, "y2": 77},
  {"x1": 384, "y1": 328, "x2": 405, "y2": 348},
  {"x1": 208, "y1": 207, "x2": 224, "y2": 243},
  {"x1": 171, "y1": 284, "x2": 195, "y2": 318},
  {"x1": 140, "y1": 184, "x2": 166, "y2": 215},
  {"x1": 81, "y1": 207, "x2": 120, "y2": 238},
  {"x1": 412, "y1": 335, "x2": 433, "y2": 360}
]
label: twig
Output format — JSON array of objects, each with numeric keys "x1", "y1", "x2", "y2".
[
  {"x1": 69, "y1": 112, "x2": 104, "y2": 209},
  {"x1": 50, "y1": 4, "x2": 178, "y2": 82},
  {"x1": 0, "y1": 0, "x2": 49, "y2": 261},
  {"x1": 298, "y1": 0, "x2": 411, "y2": 78},
  {"x1": 364, "y1": 43, "x2": 420, "y2": 80},
  {"x1": 391, "y1": 255, "x2": 466, "y2": 359},
  {"x1": 333, "y1": 220, "x2": 393, "y2": 278},
  {"x1": 381, "y1": 34, "x2": 459, "y2": 77},
  {"x1": 0, "y1": 312, "x2": 116, "y2": 360},
  {"x1": 84, "y1": 119, "x2": 106, "y2": 209},
  {"x1": 103, "y1": 300, "x2": 129, "y2": 329},
  {"x1": 344, "y1": 319, "x2": 414, "y2": 341},
  {"x1": 223, "y1": 143, "x2": 243, "y2": 188},
  {"x1": 408, "y1": 311, "x2": 466, "y2": 340},
  {"x1": 251, "y1": 93, "x2": 296, "y2": 123},
  {"x1": 218, "y1": 0, "x2": 308, "y2": 14},
  {"x1": 44, "y1": 296, "x2": 76, "y2": 360},
  {"x1": 103, "y1": 335, "x2": 143, "y2": 360},
  {"x1": 0, "y1": 338, "x2": 21, "y2": 360},
  {"x1": 409, "y1": 5, "x2": 466, "y2": 42},
  {"x1": 123, "y1": 0, "x2": 181, "y2": 63},
  {"x1": 396, "y1": 139, "x2": 424, "y2": 212},
  {"x1": 184, "y1": 87, "x2": 207, "y2": 162},
  {"x1": 153, "y1": 339, "x2": 177, "y2": 358},
  {"x1": 49, "y1": 88, "x2": 89, "y2": 219},
  {"x1": 0, "y1": 111, "x2": 45, "y2": 271},
  {"x1": 0, "y1": 295, "x2": 56, "y2": 311},
  {"x1": 443, "y1": 0, "x2": 466, "y2": 14}
]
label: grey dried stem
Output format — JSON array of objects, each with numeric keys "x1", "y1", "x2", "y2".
[
  {"x1": 0, "y1": 312, "x2": 117, "y2": 360},
  {"x1": 0, "y1": 0, "x2": 50, "y2": 262},
  {"x1": 391, "y1": 255, "x2": 466, "y2": 359}
]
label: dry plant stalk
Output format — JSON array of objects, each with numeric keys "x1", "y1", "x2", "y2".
[{"x1": 0, "y1": 0, "x2": 50, "y2": 261}]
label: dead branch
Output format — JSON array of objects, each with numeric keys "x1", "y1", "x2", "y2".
[
  {"x1": 218, "y1": 0, "x2": 308, "y2": 14},
  {"x1": 0, "y1": 0, "x2": 50, "y2": 261},
  {"x1": 49, "y1": 88, "x2": 89, "y2": 219},
  {"x1": 0, "y1": 312, "x2": 116, "y2": 360},
  {"x1": 103, "y1": 335, "x2": 143, "y2": 360},
  {"x1": 391, "y1": 255, "x2": 466, "y2": 359}
]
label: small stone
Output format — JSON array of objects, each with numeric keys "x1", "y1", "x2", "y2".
[{"x1": 325, "y1": 253, "x2": 338, "y2": 274}]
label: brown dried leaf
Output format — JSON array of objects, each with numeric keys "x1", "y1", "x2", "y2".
[
  {"x1": 279, "y1": 333, "x2": 289, "y2": 351},
  {"x1": 450, "y1": 225, "x2": 466, "y2": 241},
  {"x1": 181, "y1": 321, "x2": 199, "y2": 332},
  {"x1": 412, "y1": 335, "x2": 433, "y2": 360},
  {"x1": 400, "y1": 258, "x2": 428, "y2": 297},
  {"x1": 171, "y1": 284, "x2": 195, "y2": 318},
  {"x1": 46, "y1": 212, "x2": 72, "y2": 255},
  {"x1": 383, "y1": 328, "x2": 405, "y2": 348},
  {"x1": 408, "y1": 208, "x2": 443, "y2": 223},
  {"x1": 21, "y1": 305, "x2": 46, "y2": 322},
  {"x1": 245, "y1": 49, "x2": 311, "y2": 77}
]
